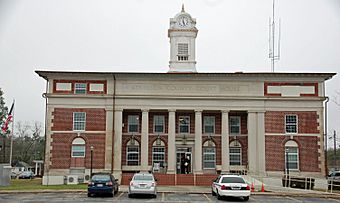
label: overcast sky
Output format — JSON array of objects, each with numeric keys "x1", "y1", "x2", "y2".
[{"x1": 0, "y1": 0, "x2": 339, "y2": 143}]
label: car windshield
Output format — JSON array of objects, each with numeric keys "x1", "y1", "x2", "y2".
[
  {"x1": 91, "y1": 175, "x2": 110, "y2": 181},
  {"x1": 133, "y1": 175, "x2": 153, "y2": 181},
  {"x1": 221, "y1": 177, "x2": 245, "y2": 184}
]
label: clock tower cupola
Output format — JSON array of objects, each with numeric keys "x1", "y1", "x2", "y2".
[{"x1": 168, "y1": 5, "x2": 198, "y2": 73}]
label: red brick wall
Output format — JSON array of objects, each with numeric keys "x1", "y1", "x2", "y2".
[
  {"x1": 121, "y1": 135, "x2": 141, "y2": 166},
  {"x1": 52, "y1": 108, "x2": 106, "y2": 131},
  {"x1": 265, "y1": 111, "x2": 319, "y2": 134},
  {"x1": 230, "y1": 137, "x2": 248, "y2": 166},
  {"x1": 121, "y1": 173, "x2": 218, "y2": 186},
  {"x1": 53, "y1": 80, "x2": 107, "y2": 94},
  {"x1": 176, "y1": 112, "x2": 195, "y2": 134},
  {"x1": 50, "y1": 133, "x2": 105, "y2": 169},
  {"x1": 148, "y1": 112, "x2": 168, "y2": 134},
  {"x1": 148, "y1": 136, "x2": 168, "y2": 166},
  {"x1": 203, "y1": 136, "x2": 221, "y2": 165},
  {"x1": 202, "y1": 113, "x2": 221, "y2": 134},
  {"x1": 122, "y1": 112, "x2": 142, "y2": 133},
  {"x1": 265, "y1": 135, "x2": 320, "y2": 172}
]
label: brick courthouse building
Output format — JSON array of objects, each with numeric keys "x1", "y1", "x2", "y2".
[{"x1": 37, "y1": 7, "x2": 335, "y2": 185}]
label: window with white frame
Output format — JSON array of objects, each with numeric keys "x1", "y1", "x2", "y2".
[
  {"x1": 285, "y1": 115, "x2": 298, "y2": 134},
  {"x1": 128, "y1": 115, "x2": 139, "y2": 133},
  {"x1": 204, "y1": 116, "x2": 215, "y2": 134},
  {"x1": 71, "y1": 138, "x2": 85, "y2": 157},
  {"x1": 229, "y1": 140, "x2": 242, "y2": 165},
  {"x1": 126, "y1": 140, "x2": 139, "y2": 166},
  {"x1": 154, "y1": 115, "x2": 165, "y2": 133},
  {"x1": 152, "y1": 146, "x2": 165, "y2": 168},
  {"x1": 203, "y1": 147, "x2": 216, "y2": 169},
  {"x1": 73, "y1": 112, "x2": 86, "y2": 131},
  {"x1": 74, "y1": 83, "x2": 87, "y2": 94},
  {"x1": 285, "y1": 140, "x2": 299, "y2": 170},
  {"x1": 229, "y1": 116, "x2": 241, "y2": 134},
  {"x1": 179, "y1": 116, "x2": 190, "y2": 133}
]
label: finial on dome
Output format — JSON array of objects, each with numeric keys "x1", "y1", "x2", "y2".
[{"x1": 181, "y1": 4, "x2": 185, "y2": 12}]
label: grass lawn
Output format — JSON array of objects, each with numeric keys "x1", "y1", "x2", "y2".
[{"x1": 0, "y1": 179, "x2": 87, "y2": 191}]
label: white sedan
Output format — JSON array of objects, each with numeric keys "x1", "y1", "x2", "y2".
[
  {"x1": 128, "y1": 173, "x2": 157, "y2": 198},
  {"x1": 212, "y1": 174, "x2": 250, "y2": 201}
]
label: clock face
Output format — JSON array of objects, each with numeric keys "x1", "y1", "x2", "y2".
[{"x1": 178, "y1": 16, "x2": 190, "y2": 28}]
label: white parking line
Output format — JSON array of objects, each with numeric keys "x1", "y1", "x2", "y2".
[
  {"x1": 116, "y1": 192, "x2": 124, "y2": 200},
  {"x1": 203, "y1": 194, "x2": 212, "y2": 202},
  {"x1": 161, "y1": 192, "x2": 165, "y2": 202},
  {"x1": 285, "y1": 196, "x2": 303, "y2": 202}
]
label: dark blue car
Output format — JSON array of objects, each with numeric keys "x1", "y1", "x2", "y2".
[{"x1": 87, "y1": 173, "x2": 119, "y2": 197}]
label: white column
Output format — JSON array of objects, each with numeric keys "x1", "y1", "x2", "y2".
[
  {"x1": 247, "y1": 111, "x2": 266, "y2": 175},
  {"x1": 35, "y1": 162, "x2": 38, "y2": 176},
  {"x1": 247, "y1": 111, "x2": 257, "y2": 175},
  {"x1": 141, "y1": 109, "x2": 149, "y2": 172},
  {"x1": 105, "y1": 109, "x2": 113, "y2": 171},
  {"x1": 167, "y1": 109, "x2": 176, "y2": 174},
  {"x1": 221, "y1": 110, "x2": 230, "y2": 173},
  {"x1": 113, "y1": 109, "x2": 123, "y2": 178},
  {"x1": 257, "y1": 111, "x2": 266, "y2": 176},
  {"x1": 194, "y1": 110, "x2": 203, "y2": 174}
]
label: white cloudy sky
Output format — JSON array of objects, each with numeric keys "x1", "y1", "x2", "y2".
[{"x1": 0, "y1": 0, "x2": 339, "y2": 142}]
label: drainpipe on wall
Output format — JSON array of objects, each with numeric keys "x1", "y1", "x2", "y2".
[
  {"x1": 42, "y1": 79, "x2": 49, "y2": 181},
  {"x1": 111, "y1": 74, "x2": 116, "y2": 174},
  {"x1": 324, "y1": 96, "x2": 329, "y2": 177}
]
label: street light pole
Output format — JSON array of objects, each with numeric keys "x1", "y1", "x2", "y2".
[{"x1": 90, "y1": 146, "x2": 94, "y2": 178}]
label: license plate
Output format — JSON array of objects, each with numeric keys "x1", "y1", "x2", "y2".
[
  {"x1": 232, "y1": 187, "x2": 241, "y2": 190},
  {"x1": 139, "y1": 184, "x2": 146, "y2": 188},
  {"x1": 97, "y1": 184, "x2": 103, "y2": 187}
]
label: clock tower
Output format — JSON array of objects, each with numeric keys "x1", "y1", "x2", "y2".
[{"x1": 168, "y1": 5, "x2": 198, "y2": 73}]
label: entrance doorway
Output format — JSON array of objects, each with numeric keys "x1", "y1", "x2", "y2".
[{"x1": 176, "y1": 147, "x2": 192, "y2": 174}]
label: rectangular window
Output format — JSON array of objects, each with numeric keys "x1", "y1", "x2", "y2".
[
  {"x1": 229, "y1": 116, "x2": 241, "y2": 134},
  {"x1": 127, "y1": 146, "x2": 139, "y2": 166},
  {"x1": 178, "y1": 43, "x2": 188, "y2": 55},
  {"x1": 71, "y1": 145, "x2": 85, "y2": 157},
  {"x1": 74, "y1": 83, "x2": 87, "y2": 94},
  {"x1": 73, "y1": 112, "x2": 86, "y2": 131},
  {"x1": 154, "y1": 115, "x2": 165, "y2": 133},
  {"x1": 285, "y1": 115, "x2": 298, "y2": 134},
  {"x1": 128, "y1": 115, "x2": 139, "y2": 133},
  {"x1": 152, "y1": 147, "x2": 165, "y2": 167},
  {"x1": 204, "y1": 116, "x2": 215, "y2": 134},
  {"x1": 179, "y1": 116, "x2": 190, "y2": 134},
  {"x1": 286, "y1": 147, "x2": 299, "y2": 170},
  {"x1": 229, "y1": 147, "x2": 242, "y2": 165},
  {"x1": 203, "y1": 148, "x2": 215, "y2": 169}
]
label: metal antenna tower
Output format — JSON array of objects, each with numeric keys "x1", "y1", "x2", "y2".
[{"x1": 269, "y1": 0, "x2": 281, "y2": 72}]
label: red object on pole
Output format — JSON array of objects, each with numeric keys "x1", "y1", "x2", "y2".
[
  {"x1": 261, "y1": 183, "x2": 265, "y2": 192},
  {"x1": 251, "y1": 182, "x2": 255, "y2": 192}
]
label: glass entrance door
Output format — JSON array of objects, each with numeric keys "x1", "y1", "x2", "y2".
[{"x1": 176, "y1": 147, "x2": 192, "y2": 174}]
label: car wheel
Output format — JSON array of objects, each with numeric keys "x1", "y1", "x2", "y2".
[
  {"x1": 217, "y1": 190, "x2": 222, "y2": 200},
  {"x1": 128, "y1": 194, "x2": 133, "y2": 198},
  {"x1": 153, "y1": 194, "x2": 157, "y2": 198},
  {"x1": 87, "y1": 193, "x2": 91, "y2": 197},
  {"x1": 243, "y1": 196, "x2": 249, "y2": 201},
  {"x1": 212, "y1": 189, "x2": 216, "y2": 196},
  {"x1": 110, "y1": 193, "x2": 114, "y2": 197}
]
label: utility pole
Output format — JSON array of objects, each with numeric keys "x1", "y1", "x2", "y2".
[{"x1": 334, "y1": 130, "x2": 337, "y2": 170}]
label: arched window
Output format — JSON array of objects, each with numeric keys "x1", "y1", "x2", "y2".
[
  {"x1": 229, "y1": 140, "x2": 242, "y2": 166},
  {"x1": 285, "y1": 140, "x2": 299, "y2": 170},
  {"x1": 203, "y1": 140, "x2": 216, "y2": 169},
  {"x1": 126, "y1": 139, "x2": 139, "y2": 166},
  {"x1": 152, "y1": 139, "x2": 165, "y2": 169},
  {"x1": 71, "y1": 138, "x2": 85, "y2": 157}
]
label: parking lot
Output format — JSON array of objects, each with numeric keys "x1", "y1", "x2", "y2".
[{"x1": 0, "y1": 192, "x2": 340, "y2": 203}]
